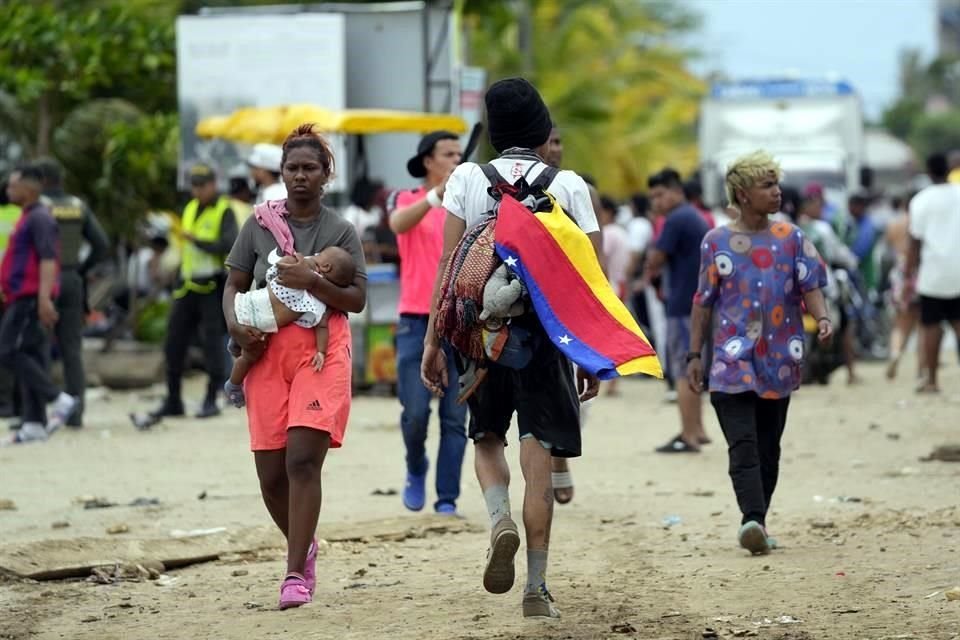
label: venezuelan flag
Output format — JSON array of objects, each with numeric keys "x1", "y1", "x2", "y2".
[{"x1": 494, "y1": 195, "x2": 662, "y2": 380}]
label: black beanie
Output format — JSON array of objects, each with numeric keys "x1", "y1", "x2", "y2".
[{"x1": 485, "y1": 78, "x2": 552, "y2": 153}]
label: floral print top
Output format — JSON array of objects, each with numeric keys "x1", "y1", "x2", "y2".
[{"x1": 693, "y1": 222, "x2": 827, "y2": 398}]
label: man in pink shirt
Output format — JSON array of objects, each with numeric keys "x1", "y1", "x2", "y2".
[{"x1": 388, "y1": 131, "x2": 467, "y2": 515}]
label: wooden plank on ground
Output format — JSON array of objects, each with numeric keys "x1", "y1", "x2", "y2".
[{"x1": 0, "y1": 515, "x2": 479, "y2": 580}]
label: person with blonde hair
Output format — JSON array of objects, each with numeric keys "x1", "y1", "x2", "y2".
[{"x1": 686, "y1": 150, "x2": 833, "y2": 554}]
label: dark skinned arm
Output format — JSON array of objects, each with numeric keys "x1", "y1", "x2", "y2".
[
  {"x1": 275, "y1": 254, "x2": 367, "y2": 314},
  {"x1": 644, "y1": 247, "x2": 667, "y2": 283},
  {"x1": 685, "y1": 302, "x2": 713, "y2": 392}
]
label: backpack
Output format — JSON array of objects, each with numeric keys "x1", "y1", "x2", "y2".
[{"x1": 435, "y1": 162, "x2": 559, "y2": 364}]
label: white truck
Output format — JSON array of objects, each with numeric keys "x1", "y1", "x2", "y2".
[{"x1": 698, "y1": 79, "x2": 864, "y2": 207}]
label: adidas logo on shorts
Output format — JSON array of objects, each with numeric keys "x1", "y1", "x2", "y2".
[{"x1": 306, "y1": 400, "x2": 322, "y2": 411}]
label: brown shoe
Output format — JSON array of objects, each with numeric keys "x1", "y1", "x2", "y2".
[
  {"x1": 482, "y1": 516, "x2": 520, "y2": 594},
  {"x1": 522, "y1": 585, "x2": 560, "y2": 619}
]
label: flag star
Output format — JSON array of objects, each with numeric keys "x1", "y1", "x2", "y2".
[
  {"x1": 504, "y1": 256, "x2": 518, "y2": 267},
  {"x1": 558, "y1": 335, "x2": 573, "y2": 345}
]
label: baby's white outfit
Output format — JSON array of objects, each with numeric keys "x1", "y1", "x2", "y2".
[{"x1": 233, "y1": 249, "x2": 327, "y2": 333}]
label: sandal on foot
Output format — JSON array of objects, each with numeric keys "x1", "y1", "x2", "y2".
[
  {"x1": 303, "y1": 539, "x2": 318, "y2": 595},
  {"x1": 655, "y1": 435, "x2": 700, "y2": 454},
  {"x1": 551, "y1": 471, "x2": 574, "y2": 505},
  {"x1": 278, "y1": 574, "x2": 312, "y2": 610}
]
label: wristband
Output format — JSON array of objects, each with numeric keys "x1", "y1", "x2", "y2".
[
  {"x1": 426, "y1": 188, "x2": 442, "y2": 208},
  {"x1": 817, "y1": 316, "x2": 830, "y2": 323},
  {"x1": 685, "y1": 351, "x2": 702, "y2": 364}
]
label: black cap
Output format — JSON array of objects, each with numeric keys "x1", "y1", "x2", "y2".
[
  {"x1": 485, "y1": 78, "x2": 552, "y2": 153},
  {"x1": 406, "y1": 130, "x2": 460, "y2": 178},
  {"x1": 189, "y1": 163, "x2": 216, "y2": 186}
]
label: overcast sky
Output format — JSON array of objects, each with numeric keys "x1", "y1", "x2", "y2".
[{"x1": 685, "y1": 0, "x2": 939, "y2": 118}]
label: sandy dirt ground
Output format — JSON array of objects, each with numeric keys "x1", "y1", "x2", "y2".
[{"x1": 1, "y1": 356, "x2": 959, "y2": 640}]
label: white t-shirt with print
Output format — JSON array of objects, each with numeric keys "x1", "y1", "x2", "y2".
[
  {"x1": 908, "y1": 183, "x2": 960, "y2": 298},
  {"x1": 442, "y1": 158, "x2": 599, "y2": 233}
]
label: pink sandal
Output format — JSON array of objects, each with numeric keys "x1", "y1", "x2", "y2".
[
  {"x1": 278, "y1": 574, "x2": 312, "y2": 610},
  {"x1": 304, "y1": 539, "x2": 318, "y2": 595}
]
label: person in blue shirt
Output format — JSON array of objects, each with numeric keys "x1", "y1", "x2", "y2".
[{"x1": 645, "y1": 168, "x2": 711, "y2": 453}]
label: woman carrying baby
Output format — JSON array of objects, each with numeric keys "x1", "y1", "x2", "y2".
[{"x1": 223, "y1": 124, "x2": 367, "y2": 609}]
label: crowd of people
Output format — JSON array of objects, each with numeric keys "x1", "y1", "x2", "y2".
[{"x1": 1, "y1": 75, "x2": 958, "y2": 619}]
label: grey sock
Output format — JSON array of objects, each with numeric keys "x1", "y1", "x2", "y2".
[
  {"x1": 483, "y1": 485, "x2": 511, "y2": 528},
  {"x1": 526, "y1": 549, "x2": 548, "y2": 593}
]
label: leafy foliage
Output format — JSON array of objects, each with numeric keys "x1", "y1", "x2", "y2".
[
  {"x1": 882, "y1": 49, "x2": 960, "y2": 159},
  {"x1": 464, "y1": 0, "x2": 703, "y2": 197},
  {"x1": 0, "y1": 2, "x2": 175, "y2": 154}
]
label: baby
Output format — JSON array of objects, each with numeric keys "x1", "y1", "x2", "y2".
[{"x1": 225, "y1": 247, "x2": 356, "y2": 408}]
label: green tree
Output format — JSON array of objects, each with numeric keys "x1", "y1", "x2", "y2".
[
  {"x1": 0, "y1": 2, "x2": 175, "y2": 155},
  {"x1": 882, "y1": 48, "x2": 960, "y2": 155},
  {"x1": 462, "y1": 0, "x2": 703, "y2": 197}
]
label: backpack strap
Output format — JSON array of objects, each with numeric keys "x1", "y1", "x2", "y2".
[
  {"x1": 529, "y1": 165, "x2": 559, "y2": 191},
  {"x1": 479, "y1": 163, "x2": 506, "y2": 188}
]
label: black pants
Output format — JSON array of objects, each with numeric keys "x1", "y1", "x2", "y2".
[
  {"x1": 0, "y1": 297, "x2": 61, "y2": 424},
  {"x1": 55, "y1": 270, "x2": 86, "y2": 425},
  {"x1": 164, "y1": 287, "x2": 227, "y2": 404},
  {"x1": 0, "y1": 303, "x2": 15, "y2": 414},
  {"x1": 711, "y1": 391, "x2": 791, "y2": 526}
]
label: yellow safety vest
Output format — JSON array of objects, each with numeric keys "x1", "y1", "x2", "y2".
[
  {"x1": 0, "y1": 203, "x2": 20, "y2": 259},
  {"x1": 176, "y1": 196, "x2": 230, "y2": 298}
]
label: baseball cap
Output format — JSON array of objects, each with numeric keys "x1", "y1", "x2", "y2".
[
  {"x1": 189, "y1": 164, "x2": 216, "y2": 186},
  {"x1": 406, "y1": 130, "x2": 459, "y2": 178},
  {"x1": 247, "y1": 143, "x2": 283, "y2": 173},
  {"x1": 803, "y1": 182, "x2": 824, "y2": 199}
]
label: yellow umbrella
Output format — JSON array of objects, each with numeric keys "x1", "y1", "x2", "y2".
[
  {"x1": 219, "y1": 106, "x2": 288, "y2": 145},
  {"x1": 196, "y1": 105, "x2": 468, "y2": 143},
  {"x1": 194, "y1": 115, "x2": 230, "y2": 140},
  {"x1": 322, "y1": 109, "x2": 468, "y2": 135}
]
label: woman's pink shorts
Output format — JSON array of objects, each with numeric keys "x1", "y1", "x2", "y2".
[{"x1": 244, "y1": 313, "x2": 352, "y2": 451}]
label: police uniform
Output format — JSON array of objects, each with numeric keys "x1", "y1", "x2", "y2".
[
  {"x1": 158, "y1": 193, "x2": 237, "y2": 418},
  {"x1": 0, "y1": 202, "x2": 21, "y2": 416},
  {"x1": 46, "y1": 190, "x2": 110, "y2": 427}
]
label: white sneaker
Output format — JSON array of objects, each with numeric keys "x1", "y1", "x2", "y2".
[
  {"x1": 2, "y1": 422, "x2": 48, "y2": 446},
  {"x1": 46, "y1": 393, "x2": 78, "y2": 434}
]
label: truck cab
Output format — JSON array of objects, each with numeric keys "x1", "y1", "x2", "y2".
[{"x1": 698, "y1": 79, "x2": 864, "y2": 209}]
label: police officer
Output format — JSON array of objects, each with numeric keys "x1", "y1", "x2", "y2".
[
  {"x1": 34, "y1": 159, "x2": 111, "y2": 429},
  {"x1": 0, "y1": 178, "x2": 21, "y2": 418},
  {"x1": 150, "y1": 164, "x2": 237, "y2": 421}
]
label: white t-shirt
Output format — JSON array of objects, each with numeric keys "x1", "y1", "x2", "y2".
[
  {"x1": 442, "y1": 158, "x2": 599, "y2": 233},
  {"x1": 257, "y1": 181, "x2": 287, "y2": 204},
  {"x1": 908, "y1": 183, "x2": 960, "y2": 298},
  {"x1": 626, "y1": 216, "x2": 653, "y2": 254},
  {"x1": 342, "y1": 204, "x2": 382, "y2": 238}
]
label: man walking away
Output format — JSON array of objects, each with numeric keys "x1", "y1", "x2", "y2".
[
  {"x1": 423, "y1": 78, "x2": 601, "y2": 619},
  {"x1": 35, "y1": 158, "x2": 110, "y2": 429},
  {"x1": 0, "y1": 166, "x2": 78, "y2": 444},
  {"x1": 644, "y1": 168, "x2": 710, "y2": 453},
  {"x1": 906, "y1": 152, "x2": 960, "y2": 393},
  {"x1": 388, "y1": 131, "x2": 468, "y2": 515}
]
